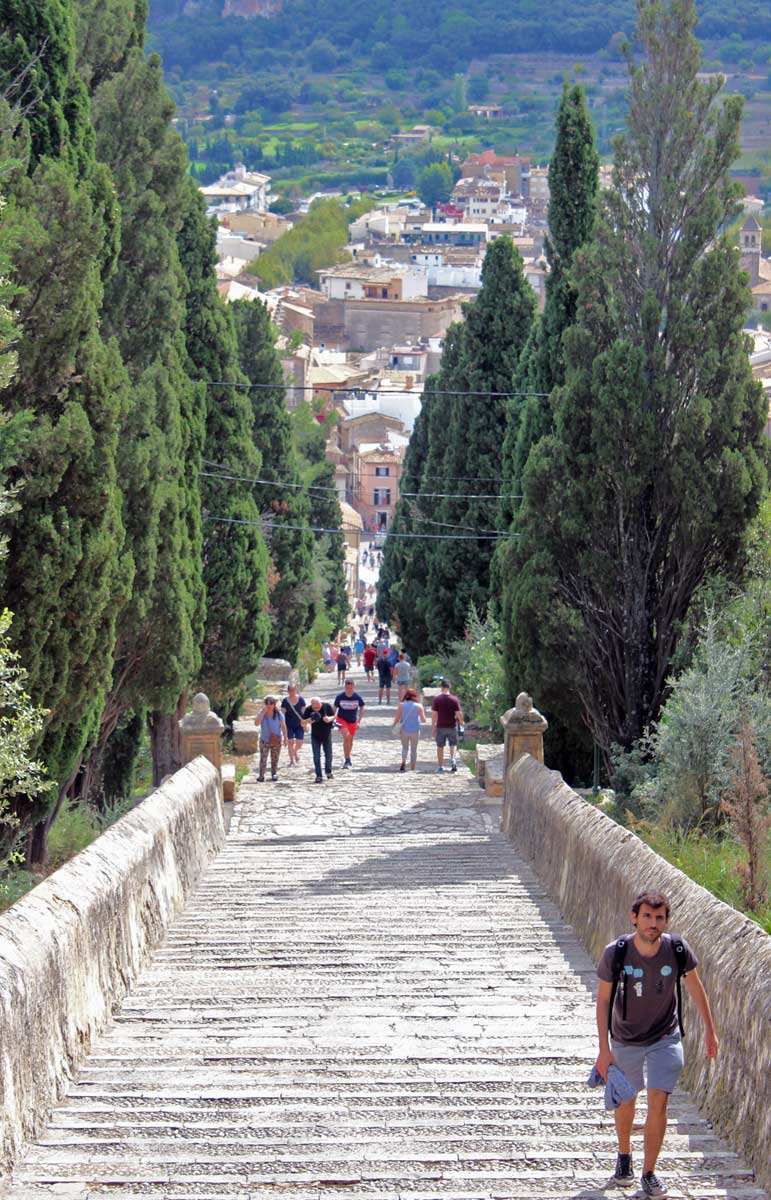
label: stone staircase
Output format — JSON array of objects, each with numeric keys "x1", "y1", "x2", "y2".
[{"x1": 1, "y1": 675, "x2": 765, "y2": 1200}]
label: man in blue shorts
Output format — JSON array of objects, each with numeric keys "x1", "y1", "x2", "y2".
[{"x1": 595, "y1": 890, "x2": 718, "y2": 1197}]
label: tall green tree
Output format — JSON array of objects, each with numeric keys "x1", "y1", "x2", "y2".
[
  {"x1": 500, "y1": 80, "x2": 599, "y2": 529},
  {"x1": 0, "y1": 0, "x2": 132, "y2": 863},
  {"x1": 72, "y1": 39, "x2": 207, "y2": 800},
  {"x1": 422, "y1": 237, "x2": 535, "y2": 649},
  {"x1": 289, "y1": 400, "x2": 348, "y2": 634},
  {"x1": 231, "y1": 299, "x2": 315, "y2": 661},
  {"x1": 418, "y1": 161, "x2": 453, "y2": 214},
  {"x1": 176, "y1": 183, "x2": 271, "y2": 725},
  {"x1": 501, "y1": 0, "x2": 768, "y2": 760}
]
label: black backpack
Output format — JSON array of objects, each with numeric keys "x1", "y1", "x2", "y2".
[{"x1": 608, "y1": 933, "x2": 688, "y2": 1038}]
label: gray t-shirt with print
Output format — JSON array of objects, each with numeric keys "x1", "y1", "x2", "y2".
[{"x1": 597, "y1": 932, "x2": 698, "y2": 1046}]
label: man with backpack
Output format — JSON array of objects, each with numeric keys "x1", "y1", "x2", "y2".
[{"x1": 595, "y1": 890, "x2": 718, "y2": 1197}]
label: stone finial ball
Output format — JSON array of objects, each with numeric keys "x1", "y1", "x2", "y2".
[
  {"x1": 192, "y1": 692, "x2": 210, "y2": 715},
  {"x1": 515, "y1": 692, "x2": 533, "y2": 713}
]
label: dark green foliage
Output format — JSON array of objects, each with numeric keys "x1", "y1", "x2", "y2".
[
  {"x1": 68, "y1": 8, "x2": 206, "y2": 800},
  {"x1": 496, "y1": 82, "x2": 599, "y2": 776},
  {"x1": 418, "y1": 162, "x2": 453, "y2": 213},
  {"x1": 0, "y1": 3, "x2": 134, "y2": 861},
  {"x1": 177, "y1": 183, "x2": 271, "y2": 708},
  {"x1": 252, "y1": 197, "x2": 371, "y2": 289},
  {"x1": 231, "y1": 298, "x2": 315, "y2": 661},
  {"x1": 148, "y1": 0, "x2": 771, "y2": 77},
  {"x1": 406, "y1": 239, "x2": 536, "y2": 652},
  {"x1": 289, "y1": 401, "x2": 348, "y2": 633},
  {"x1": 502, "y1": 82, "x2": 599, "y2": 527},
  {"x1": 73, "y1": 0, "x2": 148, "y2": 90},
  {"x1": 377, "y1": 379, "x2": 434, "y2": 657},
  {"x1": 0, "y1": 0, "x2": 94, "y2": 177},
  {"x1": 501, "y1": 0, "x2": 769, "y2": 758}
]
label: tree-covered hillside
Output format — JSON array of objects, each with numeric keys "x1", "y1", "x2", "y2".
[{"x1": 149, "y1": 0, "x2": 771, "y2": 71}]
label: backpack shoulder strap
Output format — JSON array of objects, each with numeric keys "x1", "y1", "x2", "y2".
[
  {"x1": 607, "y1": 937, "x2": 629, "y2": 1039},
  {"x1": 668, "y1": 933, "x2": 688, "y2": 1037}
]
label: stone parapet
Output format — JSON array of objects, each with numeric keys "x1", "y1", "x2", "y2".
[
  {"x1": 0, "y1": 758, "x2": 224, "y2": 1174},
  {"x1": 501, "y1": 752, "x2": 771, "y2": 1194},
  {"x1": 474, "y1": 742, "x2": 504, "y2": 787},
  {"x1": 232, "y1": 719, "x2": 260, "y2": 755}
]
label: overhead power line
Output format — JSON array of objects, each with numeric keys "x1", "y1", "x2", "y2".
[
  {"x1": 200, "y1": 381, "x2": 550, "y2": 399},
  {"x1": 203, "y1": 515, "x2": 518, "y2": 541},
  {"x1": 202, "y1": 462, "x2": 522, "y2": 503}
]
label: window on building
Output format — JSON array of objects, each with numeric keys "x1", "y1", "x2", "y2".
[
  {"x1": 381, "y1": 288, "x2": 388, "y2": 298},
  {"x1": 378, "y1": 511, "x2": 388, "y2": 530},
  {"x1": 375, "y1": 466, "x2": 390, "y2": 476},
  {"x1": 373, "y1": 488, "x2": 391, "y2": 506}
]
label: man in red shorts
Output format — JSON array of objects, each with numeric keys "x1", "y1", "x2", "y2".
[{"x1": 333, "y1": 678, "x2": 366, "y2": 769}]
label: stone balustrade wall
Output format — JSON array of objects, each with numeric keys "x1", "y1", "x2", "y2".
[
  {"x1": 502, "y1": 753, "x2": 771, "y2": 1193},
  {"x1": 0, "y1": 758, "x2": 225, "y2": 1173}
]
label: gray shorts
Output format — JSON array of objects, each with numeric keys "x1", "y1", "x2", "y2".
[
  {"x1": 435, "y1": 726, "x2": 458, "y2": 747},
  {"x1": 610, "y1": 1033, "x2": 684, "y2": 1094}
]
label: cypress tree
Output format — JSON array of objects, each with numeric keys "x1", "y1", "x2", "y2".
[
  {"x1": 502, "y1": 0, "x2": 768, "y2": 758},
  {"x1": 69, "y1": 16, "x2": 206, "y2": 798},
  {"x1": 0, "y1": 0, "x2": 132, "y2": 862},
  {"x1": 289, "y1": 400, "x2": 348, "y2": 634},
  {"x1": 176, "y1": 182, "x2": 271, "y2": 723},
  {"x1": 423, "y1": 238, "x2": 535, "y2": 650},
  {"x1": 495, "y1": 81, "x2": 599, "y2": 773},
  {"x1": 231, "y1": 299, "x2": 315, "y2": 661},
  {"x1": 377, "y1": 377, "x2": 434, "y2": 657},
  {"x1": 500, "y1": 81, "x2": 599, "y2": 528}
]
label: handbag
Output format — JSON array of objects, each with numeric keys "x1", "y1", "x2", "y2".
[
  {"x1": 456, "y1": 723, "x2": 465, "y2": 742},
  {"x1": 390, "y1": 723, "x2": 403, "y2": 739}
]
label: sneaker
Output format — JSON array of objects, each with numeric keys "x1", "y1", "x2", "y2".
[
  {"x1": 612, "y1": 1153, "x2": 634, "y2": 1187},
  {"x1": 450, "y1": 760, "x2": 457, "y2": 773},
  {"x1": 436, "y1": 765, "x2": 445, "y2": 773},
  {"x1": 641, "y1": 1171, "x2": 667, "y2": 1197},
  {"x1": 271, "y1": 773, "x2": 278, "y2": 782},
  {"x1": 314, "y1": 776, "x2": 323, "y2": 784},
  {"x1": 257, "y1": 775, "x2": 265, "y2": 782},
  {"x1": 343, "y1": 758, "x2": 351, "y2": 768},
  {"x1": 326, "y1": 772, "x2": 334, "y2": 779},
  {"x1": 399, "y1": 763, "x2": 406, "y2": 772}
]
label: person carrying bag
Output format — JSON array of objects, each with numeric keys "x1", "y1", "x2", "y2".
[{"x1": 256, "y1": 696, "x2": 287, "y2": 782}]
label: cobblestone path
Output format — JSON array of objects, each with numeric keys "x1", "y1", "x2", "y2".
[{"x1": 2, "y1": 675, "x2": 765, "y2": 1200}]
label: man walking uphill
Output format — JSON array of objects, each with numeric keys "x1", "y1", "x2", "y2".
[
  {"x1": 431, "y1": 679, "x2": 463, "y2": 773},
  {"x1": 595, "y1": 890, "x2": 718, "y2": 1197}
]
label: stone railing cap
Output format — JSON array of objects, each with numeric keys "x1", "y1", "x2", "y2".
[
  {"x1": 179, "y1": 692, "x2": 224, "y2": 733},
  {"x1": 501, "y1": 692, "x2": 548, "y2": 731}
]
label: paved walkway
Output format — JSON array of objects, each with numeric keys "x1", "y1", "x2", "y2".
[{"x1": 2, "y1": 675, "x2": 765, "y2": 1200}]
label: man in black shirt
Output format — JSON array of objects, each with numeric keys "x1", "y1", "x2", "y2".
[
  {"x1": 595, "y1": 890, "x2": 718, "y2": 1197},
  {"x1": 301, "y1": 696, "x2": 335, "y2": 782}
]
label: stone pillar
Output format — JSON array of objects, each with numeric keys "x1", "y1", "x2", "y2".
[
  {"x1": 501, "y1": 692, "x2": 548, "y2": 773},
  {"x1": 179, "y1": 693, "x2": 225, "y2": 800}
]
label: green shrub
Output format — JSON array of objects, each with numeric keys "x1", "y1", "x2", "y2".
[
  {"x1": 439, "y1": 607, "x2": 508, "y2": 732},
  {"x1": 416, "y1": 655, "x2": 444, "y2": 688}
]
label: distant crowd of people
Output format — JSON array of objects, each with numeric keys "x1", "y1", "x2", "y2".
[{"x1": 253, "y1": 624, "x2": 464, "y2": 783}]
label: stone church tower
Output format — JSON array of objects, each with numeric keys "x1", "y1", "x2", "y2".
[{"x1": 739, "y1": 213, "x2": 762, "y2": 286}]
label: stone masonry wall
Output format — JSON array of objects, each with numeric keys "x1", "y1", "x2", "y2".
[
  {"x1": 502, "y1": 753, "x2": 771, "y2": 1193},
  {"x1": 0, "y1": 758, "x2": 225, "y2": 1174}
]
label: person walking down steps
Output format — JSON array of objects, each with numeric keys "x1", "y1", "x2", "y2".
[
  {"x1": 256, "y1": 696, "x2": 288, "y2": 782},
  {"x1": 391, "y1": 686, "x2": 426, "y2": 771}
]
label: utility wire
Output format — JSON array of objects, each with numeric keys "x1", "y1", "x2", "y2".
[
  {"x1": 203, "y1": 515, "x2": 518, "y2": 541},
  {"x1": 202, "y1": 462, "x2": 522, "y2": 503},
  {"x1": 200, "y1": 380, "x2": 549, "y2": 399}
]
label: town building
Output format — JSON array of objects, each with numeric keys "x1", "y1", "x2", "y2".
[
  {"x1": 460, "y1": 150, "x2": 530, "y2": 196},
  {"x1": 200, "y1": 164, "x2": 271, "y2": 214},
  {"x1": 739, "y1": 214, "x2": 771, "y2": 317},
  {"x1": 421, "y1": 223, "x2": 489, "y2": 247},
  {"x1": 468, "y1": 104, "x2": 504, "y2": 120},
  {"x1": 318, "y1": 263, "x2": 428, "y2": 302}
]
